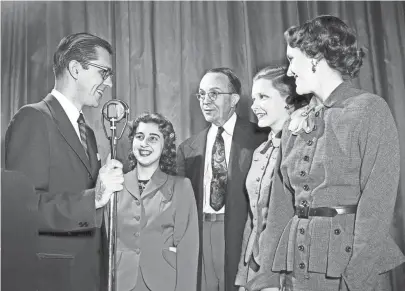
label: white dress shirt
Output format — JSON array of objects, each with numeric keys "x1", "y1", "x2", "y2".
[
  {"x1": 203, "y1": 112, "x2": 237, "y2": 214},
  {"x1": 51, "y1": 88, "x2": 82, "y2": 141}
]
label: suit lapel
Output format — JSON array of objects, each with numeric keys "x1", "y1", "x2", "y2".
[
  {"x1": 141, "y1": 168, "x2": 168, "y2": 200},
  {"x1": 228, "y1": 117, "x2": 252, "y2": 183},
  {"x1": 43, "y1": 94, "x2": 92, "y2": 175},
  {"x1": 86, "y1": 125, "x2": 100, "y2": 180},
  {"x1": 187, "y1": 128, "x2": 209, "y2": 209}
]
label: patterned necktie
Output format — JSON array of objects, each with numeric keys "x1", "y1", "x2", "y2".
[
  {"x1": 77, "y1": 113, "x2": 89, "y2": 159},
  {"x1": 210, "y1": 126, "x2": 227, "y2": 211}
]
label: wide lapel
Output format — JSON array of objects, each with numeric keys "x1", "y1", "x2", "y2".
[
  {"x1": 141, "y1": 168, "x2": 168, "y2": 200},
  {"x1": 43, "y1": 94, "x2": 92, "y2": 174},
  {"x1": 186, "y1": 127, "x2": 209, "y2": 210},
  {"x1": 228, "y1": 117, "x2": 252, "y2": 185},
  {"x1": 86, "y1": 126, "x2": 100, "y2": 180},
  {"x1": 123, "y1": 168, "x2": 142, "y2": 200}
]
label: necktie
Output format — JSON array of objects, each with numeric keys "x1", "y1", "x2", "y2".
[
  {"x1": 210, "y1": 127, "x2": 227, "y2": 211},
  {"x1": 77, "y1": 113, "x2": 89, "y2": 159}
]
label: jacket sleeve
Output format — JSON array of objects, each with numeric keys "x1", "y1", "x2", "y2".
[
  {"x1": 5, "y1": 105, "x2": 101, "y2": 232},
  {"x1": 234, "y1": 210, "x2": 253, "y2": 287},
  {"x1": 245, "y1": 140, "x2": 295, "y2": 291},
  {"x1": 173, "y1": 177, "x2": 199, "y2": 291},
  {"x1": 342, "y1": 97, "x2": 405, "y2": 290}
]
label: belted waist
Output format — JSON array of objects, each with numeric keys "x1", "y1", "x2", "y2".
[
  {"x1": 295, "y1": 205, "x2": 357, "y2": 219},
  {"x1": 203, "y1": 213, "x2": 225, "y2": 222}
]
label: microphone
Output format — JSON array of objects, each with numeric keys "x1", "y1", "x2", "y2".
[
  {"x1": 101, "y1": 100, "x2": 130, "y2": 159},
  {"x1": 101, "y1": 99, "x2": 129, "y2": 291}
]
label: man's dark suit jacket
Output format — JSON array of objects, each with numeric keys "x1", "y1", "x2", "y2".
[
  {"x1": 5, "y1": 94, "x2": 103, "y2": 291},
  {"x1": 177, "y1": 116, "x2": 267, "y2": 291},
  {"x1": 2, "y1": 170, "x2": 39, "y2": 291}
]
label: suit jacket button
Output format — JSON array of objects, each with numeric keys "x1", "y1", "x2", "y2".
[
  {"x1": 299, "y1": 228, "x2": 305, "y2": 234},
  {"x1": 300, "y1": 171, "x2": 306, "y2": 177},
  {"x1": 299, "y1": 262, "x2": 305, "y2": 269},
  {"x1": 135, "y1": 200, "x2": 140, "y2": 206},
  {"x1": 334, "y1": 229, "x2": 341, "y2": 235},
  {"x1": 298, "y1": 245, "x2": 305, "y2": 251},
  {"x1": 303, "y1": 155, "x2": 310, "y2": 162},
  {"x1": 88, "y1": 173, "x2": 92, "y2": 179},
  {"x1": 303, "y1": 185, "x2": 310, "y2": 191},
  {"x1": 135, "y1": 248, "x2": 141, "y2": 254},
  {"x1": 135, "y1": 215, "x2": 140, "y2": 221},
  {"x1": 307, "y1": 140, "x2": 313, "y2": 146},
  {"x1": 345, "y1": 246, "x2": 352, "y2": 253}
]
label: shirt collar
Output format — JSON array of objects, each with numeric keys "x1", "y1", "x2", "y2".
[
  {"x1": 210, "y1": 112, "x2": 237, "y2": 136},
  {"x1": 51, "y1": 88, "x2": 82, "y2": 124},
  {"x1": 269, "y1": 131, "x2": 281, "y2": 148}
]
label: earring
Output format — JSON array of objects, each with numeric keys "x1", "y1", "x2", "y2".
[{"x1": 311, "y1": 60, "x2": 318, "y2": 73}]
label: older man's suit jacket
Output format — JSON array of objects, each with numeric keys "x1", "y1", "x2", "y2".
[
  {"x1": 177, "y1": 116, "x2": 267, "y2": 291},
  {"x1": 5, "y1": 94, "x2": 103, "y2": 291}
]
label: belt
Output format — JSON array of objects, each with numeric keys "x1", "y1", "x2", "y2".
[
  {"x1": 203, "y1": 213, "x2": 225, "y2": 222},
  {"x1": 295, "y1": 205, "x2": 357, "y2": 219},
  {"x1": 38, "y1": 230, "x2": 94, "y2": 237}
]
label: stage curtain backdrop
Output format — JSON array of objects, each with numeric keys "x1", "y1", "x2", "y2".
[{"x1": 1, "y1": 1, "x2": 404, "y2": 289}]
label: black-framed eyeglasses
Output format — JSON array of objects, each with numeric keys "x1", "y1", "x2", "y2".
[
  {"x1": 82, "y1": 62, "x2": 113, "y2": 80},
  {"x1": 195, "y1": 91, "x2": 233, "y2": 102}
]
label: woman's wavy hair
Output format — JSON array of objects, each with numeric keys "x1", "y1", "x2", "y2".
[
  {"x1": 284, "y1": 15, "x2": 365, "y2": 79},
  {"x1": 128, "y1": 112, "x2": 177, "y2": 176},
  {"x1": 253, "y1": 66, "x2": 311, "y2": 111}
]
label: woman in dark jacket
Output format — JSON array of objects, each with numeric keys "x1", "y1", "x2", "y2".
[{"x1": 253, "y1": 15, "x2": 404, "y2": 291}]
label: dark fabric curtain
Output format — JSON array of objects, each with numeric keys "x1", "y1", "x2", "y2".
[{"x1": 1, "y1": 1, "x2": 405, "y2": 289}]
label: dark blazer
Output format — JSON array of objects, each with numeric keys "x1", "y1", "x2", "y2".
[
  {"x1": 177, "y1": 116, "x2": 267, "y2": 291},
  {"x1": 5, "y1": 94, "x2": 103, "y2": 291},
  {"x1": 1, "y1": 170, "x2": 39, "y2": 291},
  {"x1": 115, "y1": 168, "x2": 199, "y2": 291}
]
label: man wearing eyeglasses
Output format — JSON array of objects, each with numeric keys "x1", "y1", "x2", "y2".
[
  {"x1": 5, "y1": 32, "x2": 124, "y2": 291},
  {"x1": 177, "y1": 68, "x2": 267, "y2": 291}
]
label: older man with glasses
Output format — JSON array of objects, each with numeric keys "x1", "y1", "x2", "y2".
[
  {"x1": 177, "y1": 67, "x2": 267, "y2": 291},
  {"x1": 5, "y1": 32, "x2": 124, "y2": 291}
]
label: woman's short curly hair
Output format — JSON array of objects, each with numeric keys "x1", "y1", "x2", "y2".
[
  {"x1": 128, "y1": 112, "x2": 177, "y2": 176},
  {"x1": 253, "y1": 66, "x2": 311, "y2": 111},
  {"x1": 284, "y1": 15, "x2": 365, "y2": 79}
]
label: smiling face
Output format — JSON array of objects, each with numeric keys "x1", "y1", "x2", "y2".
[
  {"x1": 198, "y1": 72, "x2": 239, "y2": 127},
  {"x1": 132, "y1": 122, "x2": 164, "y2": 170},
  {"x1": 286, "y1": 45, "x2": 316, "y2": 95},
  {"x1": 77, "y1": 47, "x2": 113, "y2": 108},
  {"x1": 251, "y1": 78, "x2": 290, "y2": 131}
]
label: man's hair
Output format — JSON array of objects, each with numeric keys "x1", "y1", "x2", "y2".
[
  {"x1": 205, "y1": 67, "x2": 242, "y2": 95},
  {"x1": 53, "y1": 32, "x2": 113, "y2": 78}
]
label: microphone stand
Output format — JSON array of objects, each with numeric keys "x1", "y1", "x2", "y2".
[{"x1": 101, "y1": 100, "x2": 129, "y2": 291}]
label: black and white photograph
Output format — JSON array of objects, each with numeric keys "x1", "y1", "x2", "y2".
[{"x1": 1, "y1": 1, "x2": 405, "y2": 291}]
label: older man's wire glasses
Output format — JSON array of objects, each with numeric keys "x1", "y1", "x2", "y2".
[
  {"x1": 195, "y1": 91, "x2": 233, "y2": 102},
  {"x1": 82, "y1": 62, "x2": 113, "y2": 80}
]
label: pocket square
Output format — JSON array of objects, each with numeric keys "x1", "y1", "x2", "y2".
[
  {"x1": 97, "y1": 153, "x2": 101, "y2": 161},
  {"x1": 169, "y1": 247, "x2": 177, "y2": 253}
]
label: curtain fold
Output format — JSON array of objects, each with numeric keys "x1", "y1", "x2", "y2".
[{"x1": 1, "y1": 1, "x2": 404, "y2": 289}]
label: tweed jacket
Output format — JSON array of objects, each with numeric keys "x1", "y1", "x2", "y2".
[
  {"x1": 249, "y1": 82, "x2": 405, "y2": 291},
  {"x1": 235, "y1": 132, "x2": 281, "y2": 288},
  {"x1": 115, "y1": 168, "x2": 199, "y2": 291}
]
